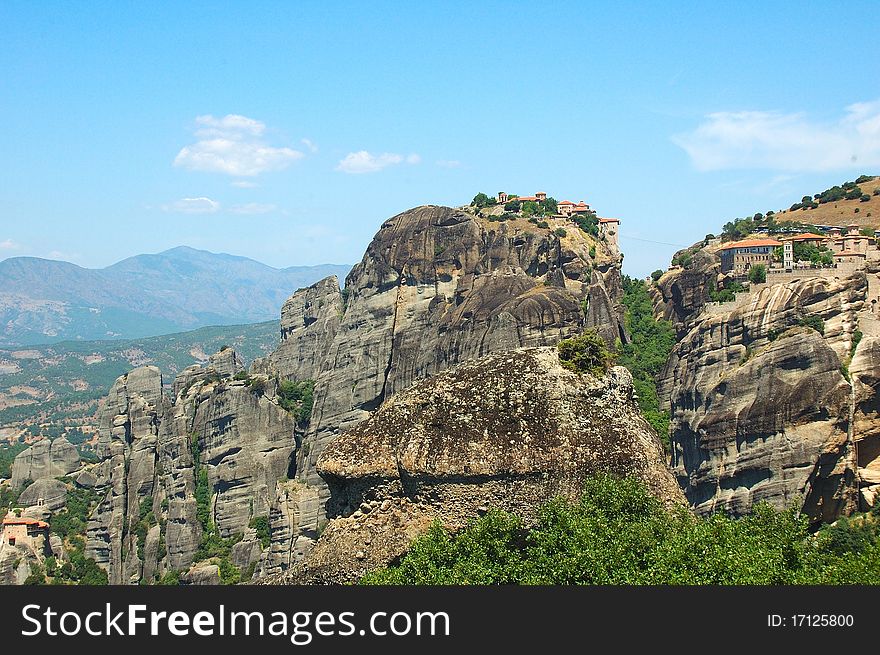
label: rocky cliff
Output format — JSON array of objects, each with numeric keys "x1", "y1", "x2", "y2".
[
  {"x1": 82, "y1": 347, "x2": 297, "y2": 584},
  {"x1": 268, "y1": 346, "x2": 683, "y2": 584},
  {"x1": 282, "y1": 205, "x2": 626, "y2": 558},
  {"x1": 10, "y1": 437, "x2": 80, "y2": 489},
  {"x1": 268, "y1": 275, "x2": 342, "y2": 381},
  {"x1": 77, "y1": 203, "x2": 627, "y2": 582},
  {"x1": 660, "y1": 268, "x2": 880, "y2": 522},
  {"x1": 651, "y1": 244, "x2": 720, "y2": 337}
]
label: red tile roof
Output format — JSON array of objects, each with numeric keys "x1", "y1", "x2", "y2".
[
  {"x1": 558, "y1": 200, "x2": 575, "y2": 206},
  {"x1": 782, "y1": 232, "x2": 826, "y2": 241},
  {"x1": 719, "y1": 238, "x2": 783, "y2": 250},
  {"x1": 3, "y1": 517, "x2": 49, "y2": 528},
  {"x1": 599, "y1": 217, "x2": 619, "y2": 223},
  {"x1": 834, "y1": 250, "x2": 866, "y2": 257}
]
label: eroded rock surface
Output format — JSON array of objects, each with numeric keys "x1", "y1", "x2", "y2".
[
  {"x1": 269, "y1": 346, "x2": 683, "y2": 584},
  {"x1": 11, "y1": 437, "x2": 80, "y2": 489},
  {"x1": 661, "y1": 272, "x2": 869, "y2": 521},
  {"x1": 290, "y1": 206, "x2": 626, "y2": 553}
]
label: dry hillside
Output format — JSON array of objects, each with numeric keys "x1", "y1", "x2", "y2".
[{"x1": 775, "y1": 175, "x2": 880, "y2": 228}]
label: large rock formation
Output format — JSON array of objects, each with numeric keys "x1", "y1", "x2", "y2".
[
  {"x1": 268, "y1": 275, "x2": 343, "y2": 381},
  {"x1": 651, "y1": 245, "x2": 720, "y2": 336},
  {"x1": 10, "y1": 437, "x2": 80, "y2": 489},
  {"x1": 661, "y1": 271, "x2": 873, "y2": 522},
  {"x1": 85, "y1": 366, "x2": 169, "y2": 583},
  {"x1": 285, "y1": 206, "x2": 626, "y2": 555},
  {"x1": 18, "y1": 478, "x2": 68, "y2": 511},
  {"x1": 81, "y1": 204, "x2": 628, "y2": 582},
  {"x1": 84, "y1": 349, "x2": 296, "y2": 584},
  {"x1": 268, "y1": 346, "x2": 683, "y2": 584}
]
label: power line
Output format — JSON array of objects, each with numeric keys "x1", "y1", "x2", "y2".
[{"x1": 619, "y1": 233, "x2": 689, "y2": 248}]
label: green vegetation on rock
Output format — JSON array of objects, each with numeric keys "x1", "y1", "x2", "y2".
[
  {"x1": 361, "y1": 475, "x2": 880, "y2": 585},
  {"x1": 278, "y1": 379, "x2": 315, "y2": 427},
  {"x1": 617, "y1": 277, "x2": 676, "y2": 450},
  {"x1": 557, "y1": 330, "x2": 614, "y2": 377}
]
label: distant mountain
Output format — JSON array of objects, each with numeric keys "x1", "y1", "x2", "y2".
[{"x1": 0, "y1": 247, "x2": 350, "y2": 346}]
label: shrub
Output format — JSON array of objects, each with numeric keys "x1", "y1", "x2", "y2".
[
  {"x1": 748, "y1": 264, "x2": 766, "y2": 284},
  {"x1": 554, "y1": 228, "x2": 567, "y2": 238},
  {"x1": 277, "y1": 379, "x2": 315, "y2": 426},
  {"x1": 536, "y1": 220, "x2": 549, "y2": 229},
  {"x1": 851, "y1": 329, "x2": 864, "y2": 357},
  {"x1": 855, "y1": 175, "x2": 874, "y2": 184},
  {"x1": 573, "y1": 213, "x2": 599, "y2": 236},
  {"x1": 247, "y1": 377, "x2": 267, "y2": 395},
  {"x1": 589, "y1": 246, "x2": 596, "y2": 259},
  {"x1": 846, "y1": 187, "x2": 863, "y2": 200},
  {"x1": 233, "y1": 371, "x2": 249, "y2": 381},
  {"x1": 861, "y1": 194, "x2": 871, "y2": 202},
  {"x1": 158, "y1": 570, "x2": 180, "y2": 585},
  {"x1": 798, "y1": 315, "x2": 825, "y2": 335},
  {"x1": 361, "y1": 474, "x2": 880, "y2": 585},
  {"x1": 249, "y1": 515, "x2": 271, "y2": 549},
  {"x1": 650, "y1": 270, "x2": 663, "y2": 282},
  {"x1": 557, "y1": 330, "x2": 614, "y2": 377}
]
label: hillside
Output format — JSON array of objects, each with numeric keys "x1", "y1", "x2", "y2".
[
  {"x1": 770, "y1": 175, "x2": 880, "y2": 228},
  {"x1": 0, "y1": 247, "x2": 350, "y2": 346},
  {"x1": 0, "y1": 320, "x2": 279, "y2": 453}
]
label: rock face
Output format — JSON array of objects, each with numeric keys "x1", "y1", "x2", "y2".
[
  {"x1": 85, "y1": 366, "x2": 169, "y2": 584},
  {"x1": 18, "y1": 479, "x2": 68, "y2": 511},
  {"x1": 651, "y1": 246, "x2": 720, "y2": 336},
  {"x1": 82, "y1": 205, "x2": 628, "y2": 583},
  {"x1": 269, "y1": 346, "x2": 683, "y2": 584},
  {"x1": 269, "y1": 275, "x2": 343, "y2": 381},
  {"x1": 84, "y1": 350, "x2": 296, "y2": 584},
  {"x1": 10, "y1": 438, "x2": 80, "y2": 489},
  {"x1": 284, "y1": 206, "x2": 626, "y2": 557},
  {"x1": 661, "y1": 271, "x2": 872, "y2": 522}
]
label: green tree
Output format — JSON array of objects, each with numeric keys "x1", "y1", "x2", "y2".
[
  {"x1": 471, "y1": 193, "x2": 491, "y2": 208},
  {"x1": 362, "y1": 475, "x2": 880, "y2": 585},
  {"x1": 249, "y1": 515, "x2": 271, "y2": 549},
  {"x1": 557, "y1": 330, "x2": 614, "y2": 377},
  {"x1": 617, "y1": 277, "x2": 676, "y2": 448},
  {"x1": 748, "y1": 264, "x2": 767, "y2": 284},
  {"x1": 650, "y1": 269, "x2": 663, "y2": 282}
]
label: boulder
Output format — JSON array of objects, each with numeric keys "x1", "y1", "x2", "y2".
[
  {"x1": 271, "y1": 346, "x2": 683, "y2": 584},
  {"x1": 18, "y1": 479, "x2": 67, "y2": 511},
  {"x1": 10, "y1": 438, "x2": 80, "y2": 489}
]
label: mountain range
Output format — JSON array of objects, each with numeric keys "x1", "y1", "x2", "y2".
[{"x1": 0, "y1": 246, "x2": 350, "y2": 346}]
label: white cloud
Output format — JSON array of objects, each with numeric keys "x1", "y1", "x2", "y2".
[
  {"x1": 436, "y1": 159, "x2": 462, "y2": 168},
  {"x1": 0, "y1": 239, "x2": 20, "y2": 250},
  {"x1": 231, "y1": 180, "x2": 259, "y2": 188},
  {"x1": 673, "y1": 100, "x2": 880, "y2": 172},
  {"x1": 174, "y1": 114, "x2": 304, "y2": 177},
  {"x1": 229, "y1": 203, "x2": 277, "y2": 215},
  {"x1": 336, "y1": 150, "x2": 421, "y2": 174},
  {"x1": 162, "y1": 197, "x2": 221, "y2": 214},
  {"x1": 301, "y1": 138, "x2": 319, "y2": 153}
]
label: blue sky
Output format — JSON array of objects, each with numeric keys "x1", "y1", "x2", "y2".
[{"x1": 2, "y1": 1, "x2": 879, "y2": 277}]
